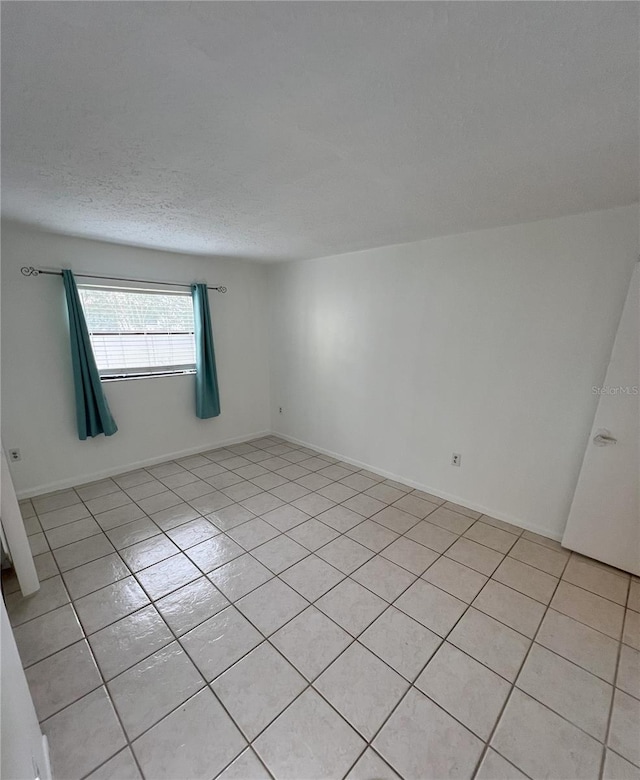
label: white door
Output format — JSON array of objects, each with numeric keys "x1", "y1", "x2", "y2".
[
  {"x1": 1, "y1": 447, "x2": 39, "y2": 596},
  {"x1": 562, "y1": 265, "x2": 639, "y2": 575}
]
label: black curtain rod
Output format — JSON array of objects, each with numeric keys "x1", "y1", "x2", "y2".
[{"x1": 20, "y1": 266, "x2": 227, "y2": 293}]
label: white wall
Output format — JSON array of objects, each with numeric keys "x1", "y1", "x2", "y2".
[
  {"x1": 1, "y1": 223, "x2": 271, "y2": 496},
  {"x1": 3, "y1": 207, "x2": 637, "y2": 537},
  {"x1": 269, "y1": 206, "x2": 639, "y2": 539},
  {"x1": 1, "y1": 596, "x2": 51, "y2": 780}
]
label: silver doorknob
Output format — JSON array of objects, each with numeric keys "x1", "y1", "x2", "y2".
[{"x1": 593, "y1": 429, "x2": 617, "y2": 446}]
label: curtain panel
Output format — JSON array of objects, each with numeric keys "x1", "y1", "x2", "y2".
[
  {"x1": 191, "y1": 283, "x2": 221, "y2": 419},
  {"x1": 62, "y1": 269, "x2": 118, "y2": 439}
]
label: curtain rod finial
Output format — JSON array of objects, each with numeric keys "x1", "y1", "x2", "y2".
[{"x1": 21, "y1": 266, "x2": 39, "y2": 277}]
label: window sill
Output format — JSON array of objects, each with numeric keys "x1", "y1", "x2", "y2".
[{"x1": 101, "y1": 370, "x2": 196, "y2": 383}]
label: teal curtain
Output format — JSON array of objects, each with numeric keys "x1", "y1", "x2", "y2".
[
  {"x1": 191, "y1": 283, "x2": 221, "y2": 419},
  {"x1": 62, "y1": 269, "x2": 118, "y2": 440}
]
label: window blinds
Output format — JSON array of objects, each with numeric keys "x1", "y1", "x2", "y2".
[{"x1": 78, "y1": 286, "x2": 196, "y2": 377}]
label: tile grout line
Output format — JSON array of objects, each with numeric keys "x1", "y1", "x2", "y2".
[
  {"x1": 22, "y1": 476, "x2": 639, "y2": 779},
  {"x1": 8, "y1": 438, "x2": 634, "y2": 780},
  {"x1": 21, "y1": 440, "x2": 371, "y2": 778},
  {"x1": 113, "y1": 524, "x2": 402, "y2": 780},
  {"x1": 333, "y1": 518, "x2": 540, "y2": 775},
  {"x1": 598, "y1": 576, "x2": 633, "y2": 780},
  {"x1": 14, "y1": 445, "x2": 636, "y2": 615},
  {"x1": 32, "y1": 485, "x2": 628, "y2": 617},
  {"x1": 46, "y1": 439, "x2": 290, "y2": 780},
  {"x1": 24, "y1": 450, "x2": 576, "y2": 594},
  {"x1": 18, "y1": 530, "x2": 628, "y2": 663},
  {"x1": 13, "y1": 516, "x2": 622, "y2": 674},
  {"x1": 9, "y1": 480, "x2": 618, "y2": 702},
  {"x1": 469, "y1": 549, "x2": 582, "y2": 779},
  {"x1": 10, "y1": 510, "x2": 624, "y2": 703},
  {"x1": 14, "y1": 455, "x2": 429, "y2": 624},
  {"x1": 13, "y1": 537, "x2": 584, "y2": 735},
  {"x1": 22, "y1": 509, "x2": 437, "y2": 777},
  {"x1": 338, "y1": 544, "x2": 515, "y2": 778},
  {"x1": 12, "y1": 546, "x2": 149, "y2": 780},
  {"x1": 31, "y1": 449, "x2": 465, "y2": 553}
]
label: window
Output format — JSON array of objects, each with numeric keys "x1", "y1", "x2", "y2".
[{"x1": 78, "y1": 286, "x2": 196, "y2": 379}]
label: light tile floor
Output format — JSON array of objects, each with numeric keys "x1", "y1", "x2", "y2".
[{"x1": 4, "y1": 436, "x2": 639, "y2": 780}]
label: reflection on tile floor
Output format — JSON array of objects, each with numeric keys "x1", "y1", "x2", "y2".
[{"x1": 4, "y1": 436, "x2": 640, "y2": 780}]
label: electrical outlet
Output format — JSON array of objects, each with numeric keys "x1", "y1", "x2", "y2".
[
  {"x1": 451, "y1": 452, "x2": 461, "y2": 467},
  {"x1": 279, "y1": 407, "x2": 283, "y2": 414},
  {"x1": 9, "y1": 448, "x2": 22, "y2": 462}
]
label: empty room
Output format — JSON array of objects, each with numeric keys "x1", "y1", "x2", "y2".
[{"x1": 1, "y1": 2, "x2": 638, "y2": 780}]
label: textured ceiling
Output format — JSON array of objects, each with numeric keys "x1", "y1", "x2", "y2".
[{"x1": 2, "y1": 2, "x2": 638, "y2": 261}]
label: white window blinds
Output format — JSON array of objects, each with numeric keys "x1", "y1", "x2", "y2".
[{"x1": 78, "y1": 286, "x2": 196, "y2": 378}]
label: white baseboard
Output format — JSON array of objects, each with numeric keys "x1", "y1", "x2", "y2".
[
  {"x1": 275, "y1": 431, "x2": 564, "y2": 542},
  {"x1": 18, "y1": 426, "x2": 564, "y2": 542},
  {"x1": 16, "y1": 430, "x2": 272, "y2": 499}
]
